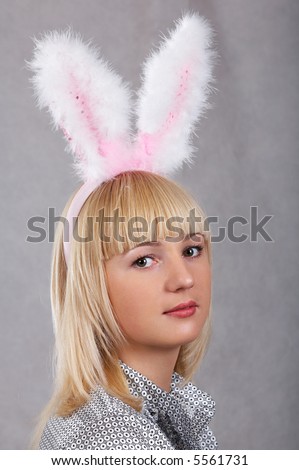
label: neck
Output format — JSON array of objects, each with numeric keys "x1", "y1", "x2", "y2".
[{"x1": 118, "y1": 345, "x2": 180, "y2": 392}]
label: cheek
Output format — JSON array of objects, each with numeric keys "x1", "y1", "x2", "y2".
[
  {"x1": 106, "y1": 273, "x2": 149, "y2": 329},
  {"x1": 205, "y1": 268, "x2": 212, "y2": 296},
  {"x1": 195, "y1": 262, "x2": 211, "y2": 302}
]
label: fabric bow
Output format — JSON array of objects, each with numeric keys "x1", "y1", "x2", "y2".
[{"x1": 141, "y1": 384, "x2": 216, "y2": 449}]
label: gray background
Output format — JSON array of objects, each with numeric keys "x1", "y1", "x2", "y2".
[{"x1": 1, "y1": 0, "x2": 298, "y2": 450}]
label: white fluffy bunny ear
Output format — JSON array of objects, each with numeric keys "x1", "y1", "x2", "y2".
[
  {"x1": 135, "y1": 13, "x2": 217, "y2": 175},
  {"x1": 28, "y1": 30, "x2": 132, "y2": 182}
]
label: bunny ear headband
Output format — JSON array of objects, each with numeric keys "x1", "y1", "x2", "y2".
[{"x1": 29, "y1": 12, "x2": 217, "y2": 267}]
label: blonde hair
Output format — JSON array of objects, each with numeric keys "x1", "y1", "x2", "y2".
[{"x1": 31, "y1": 170, "x2": 213, "y2": 448}]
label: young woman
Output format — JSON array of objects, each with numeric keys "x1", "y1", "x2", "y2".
[
  {"x1": 36, "y1": 171, "x2": 217, "y2": 450},
  {"x1": 29, "y1": 13, "x2": 218, "y2": 449}
]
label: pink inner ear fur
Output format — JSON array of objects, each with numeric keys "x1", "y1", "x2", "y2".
[
  {"x1": 161, "y1": 66, "x2": 191, "y2": 132},
  {"x1": 68, "y1": 71, "x2": 109, "y2": 158},
  {"x1": 134, "y1": 64, "x2": 191, "y2": 160}
]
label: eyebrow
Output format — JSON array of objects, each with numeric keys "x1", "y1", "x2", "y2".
[{"x1": 128, "y1": 232, "x2": 204, "y2": 251}]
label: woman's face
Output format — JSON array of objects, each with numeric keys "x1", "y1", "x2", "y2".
[{"x1": 105, "y1": 232, "x2": 211, "y2": 355}]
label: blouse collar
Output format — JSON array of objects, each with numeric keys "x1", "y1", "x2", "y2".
[{"x1": 119, "y1": 360, "x2": 216, "y2": 449}]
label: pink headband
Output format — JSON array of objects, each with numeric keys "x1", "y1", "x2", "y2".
[
  {"x1": 29, "y1": 13, "x2": 217, "y2": 267},
  {"x1": 63, "y1": 179, "x2": 99, "y2": 266}
]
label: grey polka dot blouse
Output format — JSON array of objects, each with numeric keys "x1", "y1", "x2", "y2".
[{"x1": 39, "y1": 361, "x2": 218, "y2": 450}]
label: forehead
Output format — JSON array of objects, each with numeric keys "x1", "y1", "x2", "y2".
[
  {"x1": 96, "y1": 177, "x2": 209, "y2": 258},
  {"x1": 129, "y1": 231, "x2": 205, "y2": 248},
  {"x1": 100, "y1": 220, "x2": 208, "y2": 260}
]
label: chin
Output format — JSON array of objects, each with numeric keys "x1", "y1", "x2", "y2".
[
  {"x1": 164, "y1": 329, "x2": 203, "y2": 348},
  {"x1": 178, "y1": 326, "x2": 205, "y2": 346}
]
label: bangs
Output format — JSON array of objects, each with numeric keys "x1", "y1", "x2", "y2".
[{"x1": 78, "y1": 171, "x2": 210, "y2": 261}]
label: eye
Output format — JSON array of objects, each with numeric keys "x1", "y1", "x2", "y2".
[
  {"x1": 132, "y1": 255, "x2": 155, "y2": 269},
  {"x1": 183, "y1": 245, "x2": 204, "y2": 257}
]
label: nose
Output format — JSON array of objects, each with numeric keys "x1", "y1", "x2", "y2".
[{"x1": 164, "y1": 253, "x2": 194, "y2": 292}]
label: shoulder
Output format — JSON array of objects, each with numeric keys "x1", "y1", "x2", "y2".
[
  {"x1": 39, "y1": 387, "x2": 128, "y2": 450},
  {"x1": 39, "y1": 386, "x2": 170, "y2": 450}
]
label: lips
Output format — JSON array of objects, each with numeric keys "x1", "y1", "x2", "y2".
[
  {"x1": 164, "y1": 300, "x2": 198, "y2": 318},
  {"x1": 164, "y1": 300, "x2": 197, "y2": 313}
]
